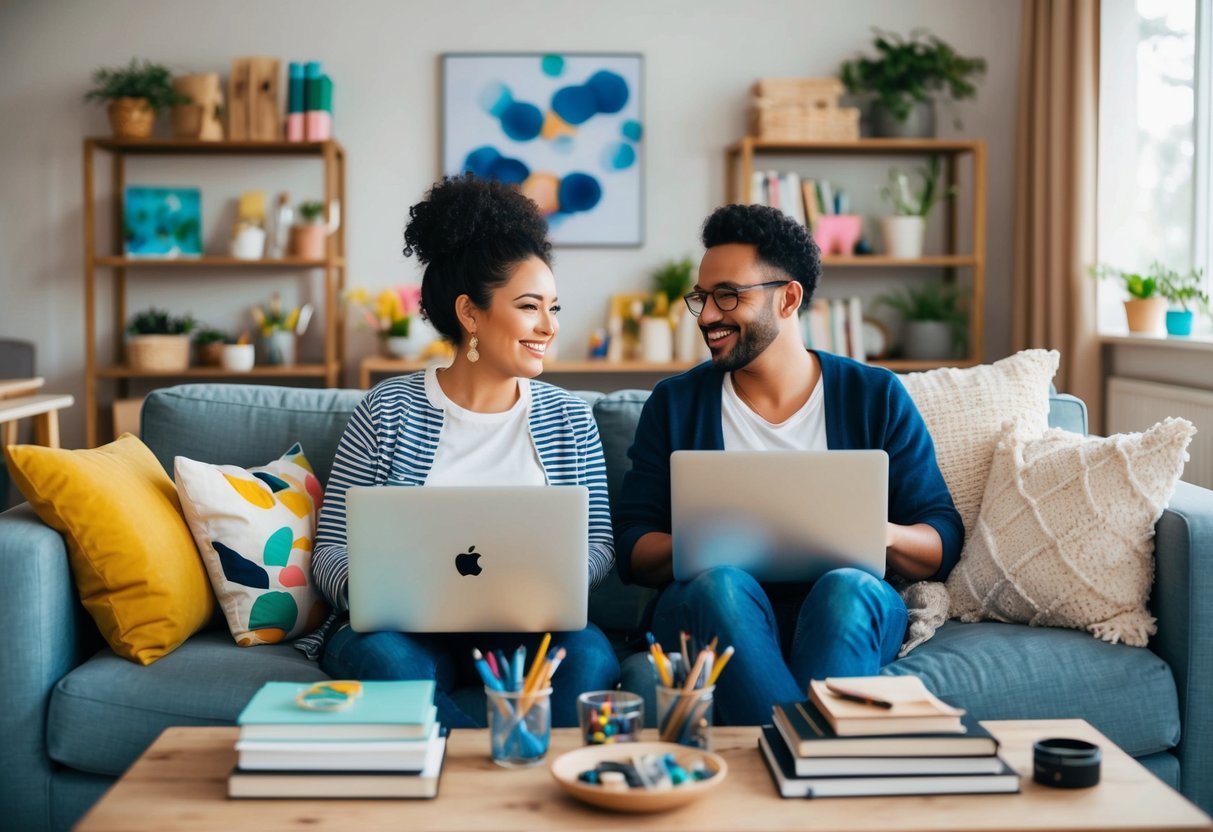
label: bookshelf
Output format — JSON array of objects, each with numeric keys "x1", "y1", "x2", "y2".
[
  {"x1": 82, "y1": 138, "x2": 346, "y2": 447},
  {"x1": 725, "y1": 137, "x2": 987, "y2": 370}
]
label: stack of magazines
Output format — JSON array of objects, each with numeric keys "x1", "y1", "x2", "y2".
[
  {"x1": 760, "y1": 676, "x2": 1020, "y2": 798},
  {"x1": 228, "y1": 680, "x2": 446, "y2": 799}
]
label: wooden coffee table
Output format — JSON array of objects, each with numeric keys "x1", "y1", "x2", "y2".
[{"x1": 75, "y1": 720, "x2": 1211, "y2": 832}]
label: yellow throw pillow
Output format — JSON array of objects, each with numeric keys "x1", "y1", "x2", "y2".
[{"x1": 5, "y1": 433, "x2": 214, "y2": 665}]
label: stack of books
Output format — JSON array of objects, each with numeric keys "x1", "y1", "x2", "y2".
[
  {"x1": 760, "y1": 676, "x2": 1020, "y2": 798},
  {"x1": 228, "y1": 680, "x2": 446, "y2": 799}
]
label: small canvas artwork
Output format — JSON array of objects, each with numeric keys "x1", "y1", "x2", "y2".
[
  {"x1": 123, "y1": 186, "x2": 203, "y2": 258},
  {"x1": 443, "y1": 53, "x2": 644, "y2": 247}
]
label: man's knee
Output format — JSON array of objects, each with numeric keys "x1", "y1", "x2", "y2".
[
  {"x1": 806, "y1": 568, "x2": 889, "y2": 620},
  {"x1": 682, "y1": 565, "x2": 762, "y2": 610}
]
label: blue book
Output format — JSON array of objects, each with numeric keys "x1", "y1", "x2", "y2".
[{"x1": 238, "y1": 681, "x2": 437, "y2": 740}]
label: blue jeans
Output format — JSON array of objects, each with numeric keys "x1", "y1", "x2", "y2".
[
  {"x1": 320, "y1": 622, "x2": 620, "y2": 728},
  {"x1": 650, "y1": 566, "x2": 908, "y2": 726}
]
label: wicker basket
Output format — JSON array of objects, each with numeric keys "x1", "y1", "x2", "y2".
[
  {"x1": 127, "y1": 335, "x2": 191, "y2": 372},
  {"x1": 107, "y1": 98, "x2": 155, "y2": 139},
  {"x1": 752, "y1": 78, "x2": 844, "y2": 108},
  {"x1": 750, "y1": 104, "x2": 860, "y2": 141}
]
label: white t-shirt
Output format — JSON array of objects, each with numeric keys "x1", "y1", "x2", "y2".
[
  {"x1": 721, "y1": 372, "x2": 827, "y2": 451},
  {"x1": 422, "y1": 367, "x2": 546, "y2": 487}
]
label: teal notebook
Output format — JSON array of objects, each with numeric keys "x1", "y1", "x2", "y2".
[{"x1": 238, "y1": 681, "x2": 437, "y2": 740}]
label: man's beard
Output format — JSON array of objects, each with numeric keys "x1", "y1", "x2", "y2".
[{"x1": 706, "y1": 302, "x2": 780, "y2": 372}]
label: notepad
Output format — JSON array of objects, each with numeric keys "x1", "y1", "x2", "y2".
[
  {"x1": 808, "y1": 676, "x2": 965, "y2": 736},
  {"x1": 237, "y1": 681, "x2": 437, "y2": 741}
]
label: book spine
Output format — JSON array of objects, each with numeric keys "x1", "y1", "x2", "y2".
[
  {"x1": 303, "y1": 61, "x2": 322, "y2": 140},
  {"x1": 286, "y1": 62, "x2": 305, "y2": 142}
]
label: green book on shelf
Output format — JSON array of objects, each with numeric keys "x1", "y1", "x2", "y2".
[{"x1": 238, "y1": 681, "x2": 437, "y2": 741}]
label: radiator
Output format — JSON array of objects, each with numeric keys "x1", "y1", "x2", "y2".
[{"x1": 1106, "y1": 376, "x2": 1212, "y2": 489}]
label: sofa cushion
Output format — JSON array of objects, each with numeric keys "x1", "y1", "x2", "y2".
[
  {"x1": 47, "y1": 630, "x2": 327, "y2": 776},
  {"x1": 885, "y1": 620, "x2": 1180, "y2": 757},
  {"x1": 4, "y1": 434, "x2": 213, "y2": 665}
]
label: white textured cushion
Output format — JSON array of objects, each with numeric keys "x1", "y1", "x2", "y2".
[
  {"x1": 175, "y1": 444, "x2": 328, "y2": 646},
  {"x1": 946, "y1": 417, "x2": 1195, "y2": 646},
  {"x1": 900, "y1": 349, "x2": 1059, "y2": 537}
]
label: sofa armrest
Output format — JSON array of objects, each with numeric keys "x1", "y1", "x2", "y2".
[
  {"x1": 1152, "y1": 479, "x2": 1213, "y2": 813},
  {"x1": 0, "y1": 504, "x2": 84, "y2": 829}
]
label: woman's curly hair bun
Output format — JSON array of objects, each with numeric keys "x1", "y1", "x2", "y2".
[{"x1": 403, "y1": 173, "x2": 550, "y2": 265}]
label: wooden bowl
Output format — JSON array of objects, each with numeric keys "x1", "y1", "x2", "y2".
[{"x1": 549, "y1": 741, "x2": 727, "y2": 813}]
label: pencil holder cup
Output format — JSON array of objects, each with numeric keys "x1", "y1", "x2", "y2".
[
  {"x1": 577, "y1": 690, "x2": 644, "y2": 745},
  {"x1": 486, "y1": 686, "x2": 552, "y2": 768},
  {"x1": 656, "y1": 684, "x2": 715, "y2": 749}
]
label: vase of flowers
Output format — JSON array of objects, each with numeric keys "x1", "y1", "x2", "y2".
[
  {"x1": 251, "y1": 293, "x2": 312, "y2": 366},
  {"x1": 347, "y1": 285, "x2": 428, "y2": 359}
]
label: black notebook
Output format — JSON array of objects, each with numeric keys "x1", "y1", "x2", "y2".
[
  {"x1": 772, "y1": 700, "x2": 999, "y2": 758},
  {"x1": 759, "y1": 726, "x2": 1020, "y2": 799}
]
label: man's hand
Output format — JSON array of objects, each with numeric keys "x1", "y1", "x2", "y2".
[{"x1": 885, "y1": 522, "x2": 943, "y2": 581}]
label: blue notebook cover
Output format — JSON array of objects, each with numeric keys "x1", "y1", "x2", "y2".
[{"x1": 238, "y1": 681, "x2": 437, "y2": 727}]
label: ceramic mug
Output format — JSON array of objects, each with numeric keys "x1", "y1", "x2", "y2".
[{"x1": 220, "y1": 343, "x2": 255, "y2": 372}]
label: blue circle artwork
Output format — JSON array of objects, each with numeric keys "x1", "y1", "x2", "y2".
[
  {"x1": 558, "y1": 173, "x2": 603, "y2": 213},
  {"x1": 541, "y1": 54, "x2": 565, "y2": 77},
  {"x1": 488, "y1": 156, "x2": 530, "y2": 185},
  {"x1": 621, "y1": 119, "x2": 643, "y2": 142},
  {"x1": 500, "y1": 101, "x2": 544, "y2": 141},
  {"x1": 463, "y1": 146, "x2": 501, "y2": 178},
  {"x1": 551, "y1": 85, "x2": 597, "y2": 126},
  {"x1": 601, "y1": 141, "x2": 636, "y2": 171},
  {"x1": 478, "y1": 82, "x2": 513, "y2": 118},
  {"x1": 586, "y1": 70, "x2": 629, "y2": 114}
]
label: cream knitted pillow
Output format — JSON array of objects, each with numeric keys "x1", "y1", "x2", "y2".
[
  {"x1": 946, "y1": 417, "x2": 1195, "y2": 646},
  {"x1": 900, "y1": 349, "x2": 1059, "y2": 538}
]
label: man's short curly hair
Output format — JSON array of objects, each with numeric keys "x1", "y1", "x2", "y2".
[
  {"x1": 404, "y1": 174, "x2": 551, "y2": 344},
  {"x1": 701, "y1": 204, "x2": 821, "y2": 307}
]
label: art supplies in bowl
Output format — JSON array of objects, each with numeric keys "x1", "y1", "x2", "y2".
[{"x1": 550, "y1": 741, "x2": 727, "y2": 813}]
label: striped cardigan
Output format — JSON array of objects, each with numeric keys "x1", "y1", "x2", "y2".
[{"x1": 295, "y1": 372, "x2": 614, "y2": 659}]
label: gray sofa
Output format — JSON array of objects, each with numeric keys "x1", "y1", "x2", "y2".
[{"x1": 2, "y1": 382, "x2": 1210, "y2": 830}]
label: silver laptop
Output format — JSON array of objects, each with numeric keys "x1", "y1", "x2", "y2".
[
  {"x1": 671, "y1": 450, "x2": 888, "y2": 583},
  {"x1": 346, "y1": 485, "x2": 589, "y2": 633}
]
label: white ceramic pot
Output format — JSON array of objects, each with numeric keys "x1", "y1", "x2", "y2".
[
  {"x1": 902, "y1": 320, "x2": 954, "y2": 361},
  {"x1": 231, "y1": 226, "x2": 267, "y2": 260},
  {"x1": 220, "y1": 343, "x2": 255, "y2": 372},
  {"x1": 674, "y1": 307, "x2": 707, "y2": 363},
  {"x1": 880, "y1": 216, "x2": 927, "y2": 259},
  {"x1": 260, "y1": 330, "x2": 297, "y2": 366},
  {"x1": 640, "y1": 316, "x2": 674, "y2": 363}
]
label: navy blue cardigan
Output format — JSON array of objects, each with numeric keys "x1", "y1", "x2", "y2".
[{"x1": 614, "y1": 351, "x2": 964, "y2": 586}]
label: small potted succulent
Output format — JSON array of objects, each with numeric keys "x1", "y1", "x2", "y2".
[
  {"x1": 84, "y1": 59, "x2": 191, "y2": 139},
  {"x1": 289, "y1": 200, "x2": 328, "y2": 260},
  {"x1": 126, "y1": 307, "x2": 197, "y2": 371},
  {"x1": 875, "y1": 281, "x2": 967, "y2": 360},
  {"x1": 1090, "y1": 263, "x2": 1168, "y2": 335},
  {"x1": 840, "y1": 29, "x2": 986, "y2": 137},
  {"x1": 193, "y1": 327, "x2": 229, "y2": 366}
]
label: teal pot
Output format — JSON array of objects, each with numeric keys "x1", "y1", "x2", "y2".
[
  {"x1": 871, "y1": 100, "x2": 936, "y2": 138},
  {"x1": 1166, "y1": 309, "x2": 1194, "y2": 336}
]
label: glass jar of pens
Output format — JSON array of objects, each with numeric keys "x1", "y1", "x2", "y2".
[
  {"x1": 647, "y1": 632, "x2": 734, "y2": 750},
  {"x1": 474, "y1": 635, "x2": 564, "y2": 768}
]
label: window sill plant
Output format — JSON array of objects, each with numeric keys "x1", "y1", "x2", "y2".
[
  {"x1": 1157, "y1": 265, "x2": 1209, "y2": 337},
  {"x1": 85, "y1": 59, "x2": 190, "y2": 140},
  {"x1": 840, "y1": 29, "x2": 986, "y2": 138},
  {"x1": 126, "y1": 307, "x2": 197, "y2": 372},
  {"x1": 1090, "y1": 262, "x2": 1170, "y2": 335}
]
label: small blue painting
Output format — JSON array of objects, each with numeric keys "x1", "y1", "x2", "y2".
[
  {"x1": 443, "y1": 53, "x2": 644, "y2": 247},
  {"x1": 123, "y1": 186, "x2": 202, "y2": 258}
]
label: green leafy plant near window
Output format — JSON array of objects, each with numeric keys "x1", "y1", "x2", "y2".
[
  {"x1": 880, "y1": 155, "x2": 953, "y2": 217},
  {"x1": 1157, "y1": 265, "x2": 1209, "y2": 315},
  {"x1": 840, "y1": 29, "x2": 986, "y2": 124},
  {"x1": 127, "y1": 308, "x2": 197, "y2": 336},
  {"x1": 875, "y1": 282, "x2": 968, "y2": 350},
  {"x1": 84, "y1": 59, "x2": 190, "y2": 113},
  {"x1": 1089, "y1": 263, "x2": 1162, "y2": 300}
]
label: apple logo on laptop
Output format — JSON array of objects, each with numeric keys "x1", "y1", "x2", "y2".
[{"x1": 455, "y1": 545, "x2": 483, "y2": 577}]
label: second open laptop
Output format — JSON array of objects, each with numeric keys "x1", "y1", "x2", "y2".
[
  {"x1": 670, "y1": 450, "x2": 888, "y2": 583},
  {"x1": 345, "y1": 485, "x2": 589, "y2": 633}
]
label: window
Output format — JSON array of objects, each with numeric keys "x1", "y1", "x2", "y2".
[{"x1": 1097, "y1": 0, "x2": 1207, "y2": 333}]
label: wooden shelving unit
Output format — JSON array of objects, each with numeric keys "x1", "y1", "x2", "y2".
[
  {"x1": 725, "y1": 137, "x2": 987, "y2": 371},
  {"x1": 82, "y1": 138, "x2": 346, "y2": 447}
]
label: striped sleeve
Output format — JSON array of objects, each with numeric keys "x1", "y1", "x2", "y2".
[
  {"x1": 311, "y1": 390, "x2": 383, "y2": 612},
  {"x1": 570, "y1": 398, "x2": 615, "y2": 591}
]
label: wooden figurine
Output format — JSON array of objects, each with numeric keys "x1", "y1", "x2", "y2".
[{"x1": 171, "y1": 73, "x2": 224, "y2": 141}]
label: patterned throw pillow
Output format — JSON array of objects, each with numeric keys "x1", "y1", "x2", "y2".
[
  {"x1": 900, "y1": 349, "x2": 1059, "y2": 539},
  {"x1": 946, "y1": 417, "x2": 1195, "y2": 646},
  {"x1": 175, "y1": 443, "x2": 328, "y2": 646}
]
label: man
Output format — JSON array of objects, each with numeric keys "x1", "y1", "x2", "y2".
[{"x1": 615, "y1": 203, "x2": 963, "y2": 725}]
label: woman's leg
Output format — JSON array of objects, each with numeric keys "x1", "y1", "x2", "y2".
[{"x1": 320, "y1": 624, "x2": 479, "y2": 728}]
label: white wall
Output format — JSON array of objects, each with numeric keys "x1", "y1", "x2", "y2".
[{"x1": 0, "y1": 0, "x2": 1021, "y2": 447}]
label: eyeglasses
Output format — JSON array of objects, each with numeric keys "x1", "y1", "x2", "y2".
[
  {"x1": 683, "y1": 280, "x2": 791, "y2": 316},
  {"x1": 295, "y1": 680, "x2": 364, "y2": 712}
]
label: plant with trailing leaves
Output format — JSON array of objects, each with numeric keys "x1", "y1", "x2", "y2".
[{"x1": 84, "y1": 59, "x2": 190, "y2": 113}]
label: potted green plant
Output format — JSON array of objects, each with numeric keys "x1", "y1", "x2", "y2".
[
  {"x1": 193, "y1": 327, "x2": 229, "y2": 366},
  {"x1": 290, "y1": 200, "x2": 328, "y2": 260},
  {"x1": 1157, "y1": 265, "x2": 1209, "y2": 337},
  {"x1": 1090, "y1": 263, "x2": 1168, "y2": 334},
  {"x1": 878, "y1": 155, "x2": 951, "y2": 259},
  {"x1": 84, "y1": 59, "x2": 190, "y2": 139},
  {"x1": 875, "y1": 281, "x2": 967, "y2": 360},
  {"x1": 126, "y1": 307, "x2": 197, "y2": 371},
  {"x1": 652, "y1": 256, "x2": 704, "y2": 363},
  {"x1": 840, "y1": 29, "x2": 986, "y2": 138}
]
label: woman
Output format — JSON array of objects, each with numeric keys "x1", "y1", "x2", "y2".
[{"x1": 297, "y1": 175, "x2": 619, "y2": 727}]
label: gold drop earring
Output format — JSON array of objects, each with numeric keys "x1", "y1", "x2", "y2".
[{"x1": 467, "y1": 335, "x2": 479, "y2": 363}]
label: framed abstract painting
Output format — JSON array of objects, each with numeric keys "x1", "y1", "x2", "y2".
[{"x1": 442, "y1": 52, "x2": 644, "y2": 247}]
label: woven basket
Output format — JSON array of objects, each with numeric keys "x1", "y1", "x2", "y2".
[
  {"x1": 127, "y1": 335, "x2": 191, "y2": 372},
  {"x1": 107, "y1": 98, "x2": 155, "y2": 139},
  {"x1": 750, "y1": 105, "x2": 860, "y2": 141},
  {"x1": 752, "y1": 78, "x2": 844, "y2": 108}
]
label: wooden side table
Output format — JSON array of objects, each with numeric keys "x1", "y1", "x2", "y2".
[{"x1": 0, "y1": 393, "x2": 74, "y2": 449}]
